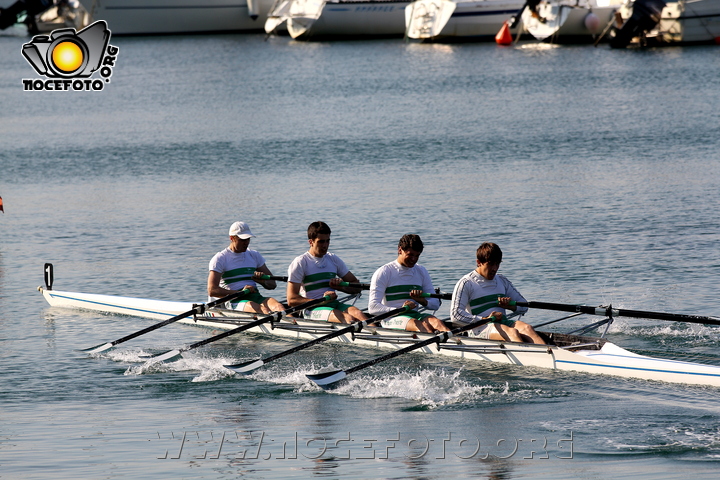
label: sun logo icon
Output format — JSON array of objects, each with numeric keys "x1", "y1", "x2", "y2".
[{"x1": 51, "y1": 40, "x2": 85, "y2": 74}]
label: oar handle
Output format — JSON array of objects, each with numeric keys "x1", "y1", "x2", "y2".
[
  {"x1": 338, "y1": 281, "x2": 370, "y2": 290},
  {"x1": 257, "y1": 275, "x2": 289, "y2": 282},
  {"x1": 420, "y1": 292, "x2": 453, "y2": 300},
  {"x1": 514, "y1": 301, "x2": 720, "y2": 326}
]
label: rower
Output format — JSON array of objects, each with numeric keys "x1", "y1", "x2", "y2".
[
  {"x1": 207, "y1": 221, "x2": 285, "y2": 314},
  {"x1": 450, "y1": 242, "x2": 545, "y2": 344},
  {"x1": 368, "y1": 234, "x2": 450, "y2": 333},
  {"x1": 286, "y1": 221, "x2": 368, "y2": 324}
]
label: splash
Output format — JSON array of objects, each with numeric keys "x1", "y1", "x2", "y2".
[
  {"x1": 248, "y1": 362, "x2": 546, "y2": 408},
  {"x1": 104, "y1": 348, "x2": 154, "y2": 363},
  {"x1": 122, "y1": 352, "x2": 237, "y2": 381},
  {"x1": 326, "y1": 368, "x2": 505, "y2": 408}
]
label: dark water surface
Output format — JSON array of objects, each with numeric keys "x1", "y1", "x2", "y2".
[{"x1": 1, "y1": 31, "x2": 719, "y2": 479}]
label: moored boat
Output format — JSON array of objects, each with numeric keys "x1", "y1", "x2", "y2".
[
  {"x1": 76, "y1": 0, "x2": 275, "y2": 35},
  {"x1": 39, "y1": 277, "x2": 720, "y2": 388},
  {"x1": 404, "y1": 0, "x2": 525, "y2": 42},
  {"x1": 611, "y1": 0, "x2": 720, "y2": 47},
  {"x1": 272, "y1": 0, "x2": 410, "y2": 40},
  {"x1": 520, "y1": 0, "x2": 621, "y2": 43},
  {"x1": 264, "y1": 0, "x2": 293, "y2": 33}
]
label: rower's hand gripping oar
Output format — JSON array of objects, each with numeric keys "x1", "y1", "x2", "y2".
[
  {"x1": 224, "y1": 305, "x2": 411, "y2": 375},
  {"x1": 306, "y1": 311, "x2": 502, "y2": 389},
  {"x1": 79, "y1": 288, "x2": 254, "y2": 354},
  {"x1": 146, "y1": 295, "x2": 333, "y2": 364},
  {"x1": 512, "y1": 301, "x2": 720, "y2": 326}
]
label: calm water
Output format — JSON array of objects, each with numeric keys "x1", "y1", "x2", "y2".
[{"x1": 1, "y1": 29, "x2": 720, "y2": 479}]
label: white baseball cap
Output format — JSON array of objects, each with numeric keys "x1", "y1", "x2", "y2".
[{"x1": 229, "y1": 221, "x2": 255, "y2": 239}]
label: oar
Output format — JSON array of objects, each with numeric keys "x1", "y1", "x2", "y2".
[
  {"x1": 339, "y1": 281, "x2": 370, "y2": 290},
  {"x1": 224, "y1": 305, "x2": 411, "y2": 374},
  {"x1": 257, "y1": 274, "x2": 288, "y2": 282},
  {"x1": 258, "y1": 275, "x2": 369, "y2": 290},
  {"x1": 513, "y1": 301, "x2": 720, "y2": 326},
  {"x1": 145, "y1": 295, "x2": 332, "y2": 364},
  {"x1": 80, "y1": 288, "x2": 254, "y2": 354},
  {"x1": 420, "y1": 292, "x2": 452, "y2": 300},
  {"x1": 306, "y1": 313, "x2": 500, "y2": 389}
]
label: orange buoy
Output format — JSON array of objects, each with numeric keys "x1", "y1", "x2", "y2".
[{"x1": 495, "y1": 21, "x2": 513, "y2": 46}]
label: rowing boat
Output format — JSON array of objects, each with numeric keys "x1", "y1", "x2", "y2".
[{"x1": 39, "y1": 276, "x2": 720, "y2": 387}]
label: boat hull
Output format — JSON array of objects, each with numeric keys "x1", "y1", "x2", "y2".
[
  {"x1": 654, "y1": 0, "x2": 720, "y2": 44},
  {"x1": 287, "y1": 0, "x2": 410, "y2": 39},
  {"x1": 41, "y1": 288, "x2": 720, "y2": 387},
  {"x1": 522, "y1": 3, "x2": 618, "y2": 43},
  {"x1": 406, "y1": 0, "x2": 525, "y2": 41},
  {"x1": 78, "y1": 0, "x2": 273, "y2": 35}
]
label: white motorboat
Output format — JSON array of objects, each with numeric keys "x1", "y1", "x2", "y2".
[
  {"x1": 77, "y1": 0, "x2": 275, "y2": 35},
  {"x1": 520, "y1": 0, "x2": 621, "y2": 43},
  {"x1": 39, "y1": 269, "x2": 720, "y2": 388},
  {"x1": 266, "y1": 0, "x2": 409, "y2": 39},
  {"x1": 405, "y1": 0, "x2": 525, "y2": 41}
]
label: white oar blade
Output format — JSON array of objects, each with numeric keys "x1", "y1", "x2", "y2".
[
  {"x1": 224, "y1": 359, "x2": 265, "y2": 375},
  {"x1": 148, "y1": 349, "x2": 182, "y2": 364},
  {"x1": 306, "y1": 370, "x2": 346, "y2": 389},
  {"x1": 79, "y1": 342, "x2": 114, "y2": 354}
]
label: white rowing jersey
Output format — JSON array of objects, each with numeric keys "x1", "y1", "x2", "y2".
[
  {"x1": 208, "y1": 248, "x2": 266, "y2": 292},
  {"x1": 450, "y1": 270, "x2": 528, "y2": 334},
  {"x1": 287, "y1": 251, "x2": 349, "y2": 300},
  {"x1": 369, "y1": 260, "x2": 440, "y2": 315}
]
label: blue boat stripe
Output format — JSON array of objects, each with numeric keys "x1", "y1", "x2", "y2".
[
  {"x1": 48, "y1": 293, "x2": 181, "y2": 318},
  {"x1": 452, "y1": 9, "x2": 523, "y2": 17},
  {"x1": 556, "y1": 359, "x2": 720, "y2": 378}
]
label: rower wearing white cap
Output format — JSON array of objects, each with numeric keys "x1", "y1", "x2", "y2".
[{"x1": 207, "y1": 221, "x2": 285, "y2": 314}]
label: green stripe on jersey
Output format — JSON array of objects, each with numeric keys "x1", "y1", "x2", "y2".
[
  {"x1": 385, "y1": 284, "x2": 422, "y2": 302},
  {"x1": 304, "y1": 272, "x2": 338, "y2": 283},
  {"x1": 222, "y1": 267, "x2": 256, "y2": 284},
  {"x1": 304, "y1": 272, "x2": 337, "y2": 292},
  {"x1": 305, "y1": 281, "x2": 331, "y2": 292},
  {"x1": 469, "y1": 294, "x2": 501, "y2": 315}
]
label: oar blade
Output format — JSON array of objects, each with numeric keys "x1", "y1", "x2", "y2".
[
  {"x1": 78, "y1": 342, "x2": 114, "y2": 354},
  {"x1": 306, "y1": 369, "x2": 347, "y2": 389},
  {"x1": 224, "y1": 359, "x2": 265, "y2": 375},
  {"x1": 148, "y1": 349, "x2": 182, "y2": 364}
]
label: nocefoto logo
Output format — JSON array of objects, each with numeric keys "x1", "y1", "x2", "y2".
[{"x1": 21, "y1": 20, "x2": 119, "y2": 92}]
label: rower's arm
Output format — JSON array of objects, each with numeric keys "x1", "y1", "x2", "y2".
[
  {"x1": 286, "y1": 281, "x2": 309, "y2": 307},
  {"x1": 254, "y1": 264, "x2": 277, "y2": 290},
  {"x1": 208, "y1": 270, "x2": 253, "y2": 298},
  {"x1": 368, "y1": 269, "x2": 393, "y2": 315},
  {"x1": 449, "y1": 277, "x2": 479, "y2": 326}
]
